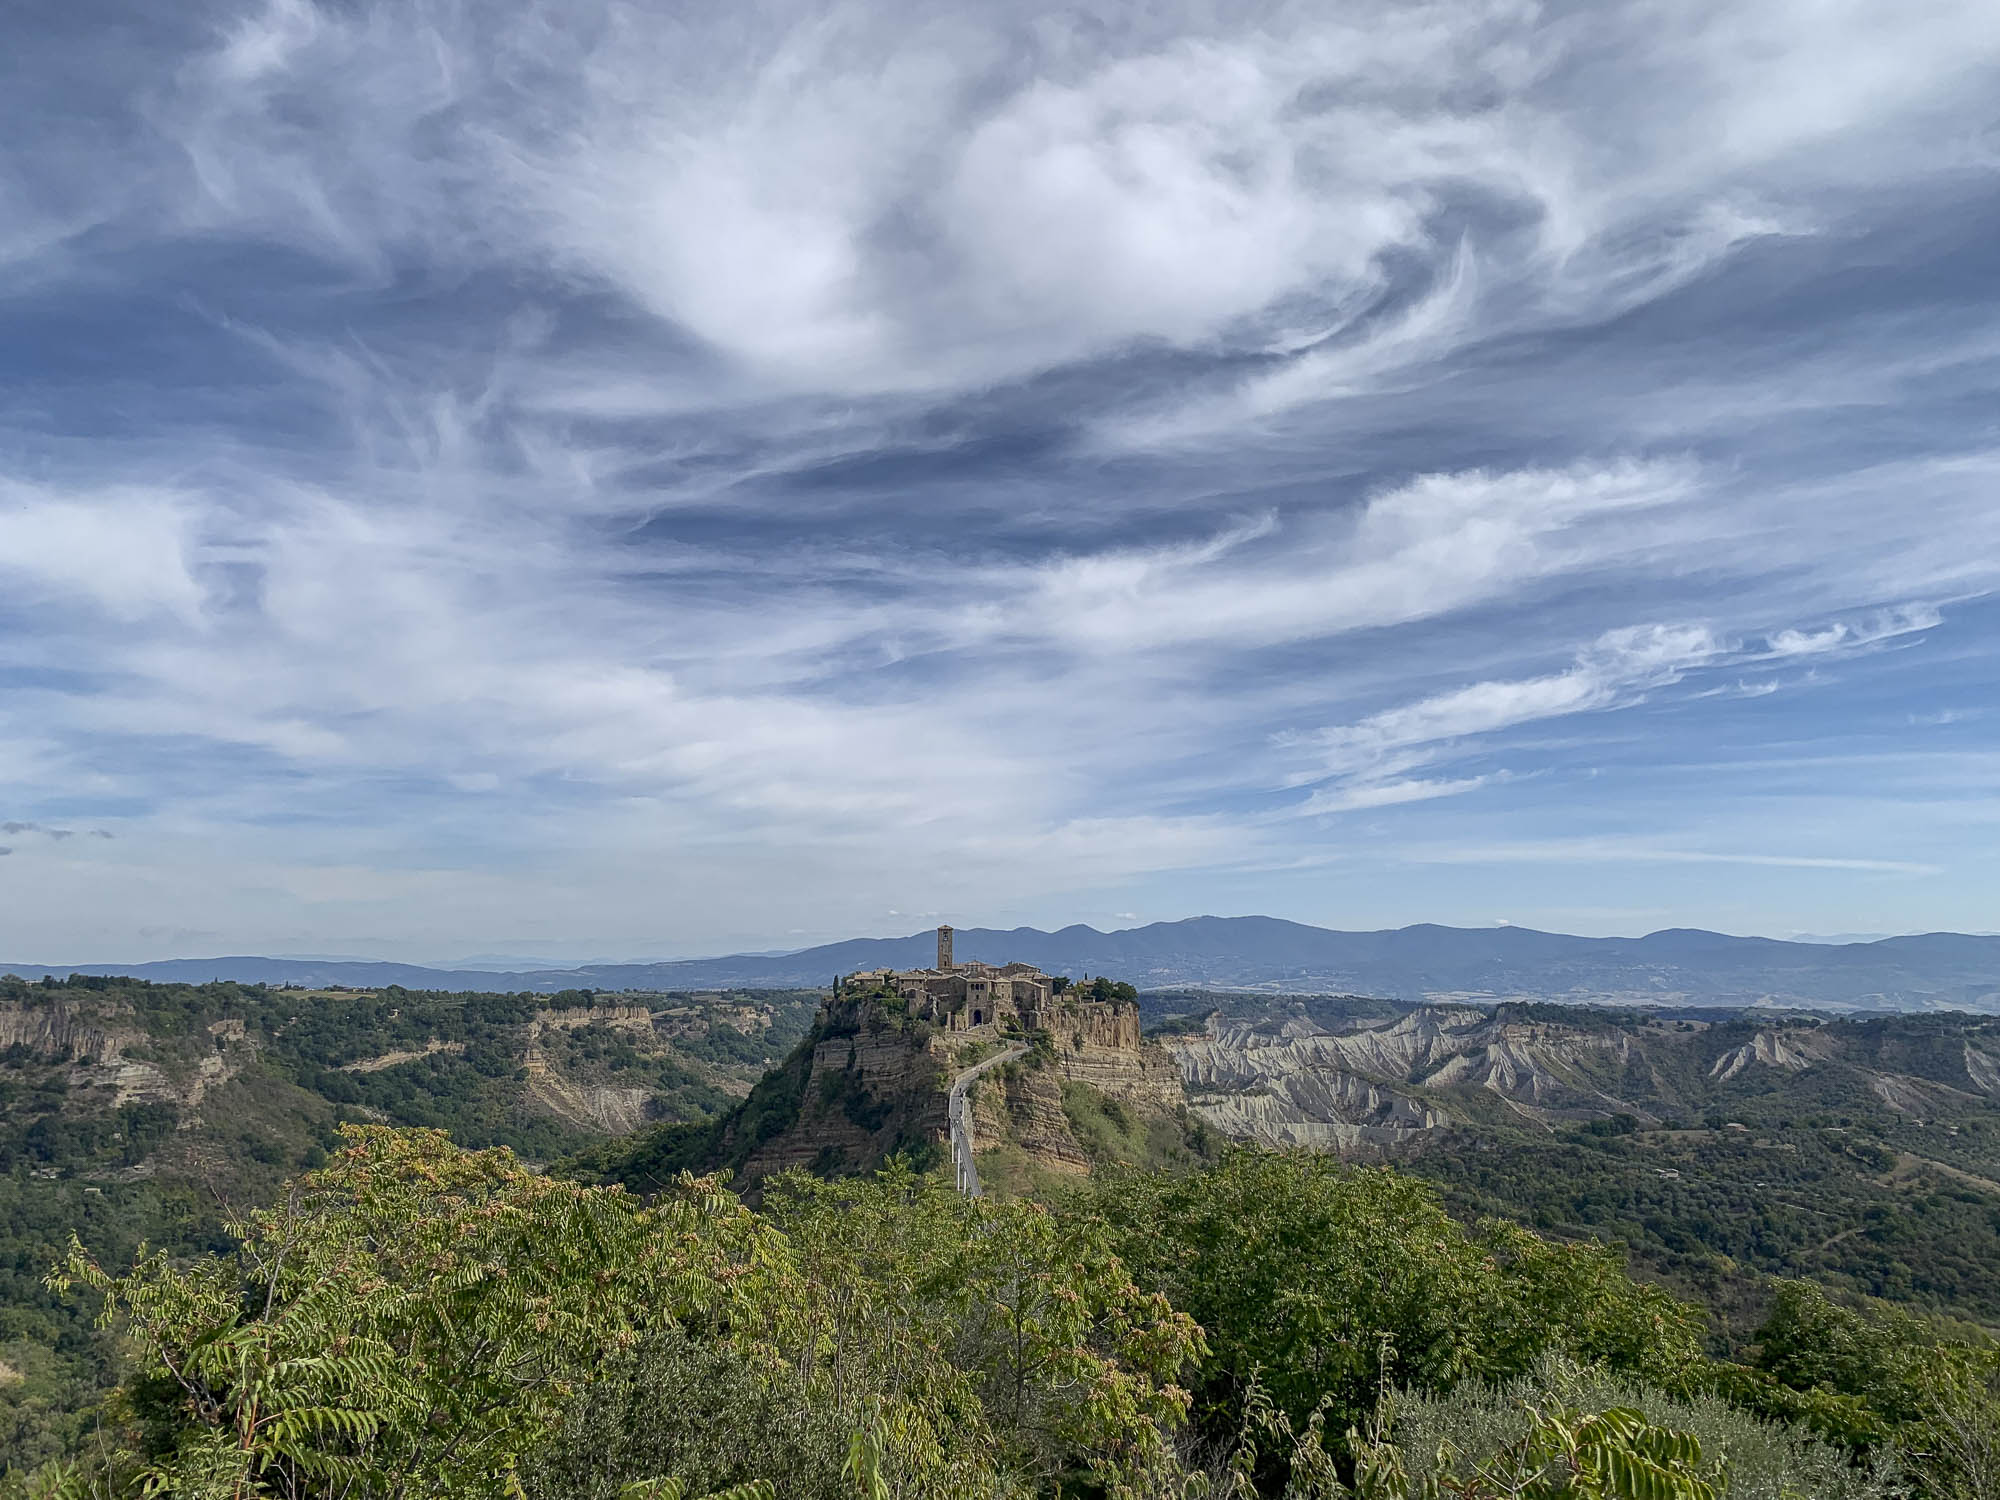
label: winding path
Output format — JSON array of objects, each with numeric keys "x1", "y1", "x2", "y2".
[{"x1": 947, "y1": 1043, "x2": 1029, "y2": 1197}]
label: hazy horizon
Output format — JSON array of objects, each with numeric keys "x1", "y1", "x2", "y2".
[{"x1": 10, "y1": 915, "x2": 2000, "y2": 972}]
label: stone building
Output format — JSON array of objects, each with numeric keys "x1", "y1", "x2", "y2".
[{"x1": 845, "y1": 925, "x2": 1073, "y2": 1034}]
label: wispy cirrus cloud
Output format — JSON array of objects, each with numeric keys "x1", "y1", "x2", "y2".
[
  {"x1": 1286, "y1": 602, "x2": 1944, "y2": 814},
  {"x1": 0, "y1": 0, "x2": 1997, "y2": 956},
  {"x1": 1403, "y1": 840, "x2": 1942, "y2": 877}
]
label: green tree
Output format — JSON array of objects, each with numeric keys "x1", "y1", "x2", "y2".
[
  {"x1": 1088, "y1": 1151, "x2": 1495, "y2": 1442},
  {"x1": 1348, "y1": 1401, "x2": 1721, "y2": 1500},
  {"x1": 1738, "y1": 1281, "x2": 2000, "y2": 1497},
  {"x1": 765, "y1": 1161, "x2": 1203, "y2": 1497},
  {"x1": 1085, "y1": 1150, "x2": 1711, "y2": 1468},
  {"x1": 49, "y1": 1127, "x2": 796, "y2": 1499},
  {"x1": 1475, "y1": 1221, "x2": 1705, "y2": 1387},
  {"x1": 42, "y1": 1134, "x2": 1204, "y2": 1500}
]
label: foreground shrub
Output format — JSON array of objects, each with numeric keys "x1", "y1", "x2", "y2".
[
  {"x1": 518, "y1": 1326, "x2": 853, "y2": 1500},
  {"x1": 1083, "y1": 1149, "x2": 1708, "y2": 1454},
  {"x1": 40, "y1": 1132, "x2": 1199, "y2": 1500},
  {"x1": 1385, "y1": 1353, "x2": 1901, "y2": 1499},
  {"x1": 764, "y1": 1162, "x2": 1204, "y2": 1494},
  {"x1": 1730, "y1": 1281, "x2": 2000, "y2": 1499},
  {"x1": 50, "y1": 1127, "x2": 796, "y2": 1499},
  {"x1": 1186, "y1": 1375, "x2": 1728, "y2": 1500}
]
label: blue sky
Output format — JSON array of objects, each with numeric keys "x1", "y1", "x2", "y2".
[{"x1": 3, "y1": 0, "x2": 1999, "y2": 962}]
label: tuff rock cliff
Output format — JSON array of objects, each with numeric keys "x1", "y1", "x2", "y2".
[
  {"x1": 686, "y1": 991, "x2": 1188, "y2": 1188},
  {"x1": 0, "y1": 997, "x2": 256, "y2": 1118}
]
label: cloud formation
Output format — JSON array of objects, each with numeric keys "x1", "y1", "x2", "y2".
[{"x1": 1, "y1": 0, "x2": 1998, "y2": 956}]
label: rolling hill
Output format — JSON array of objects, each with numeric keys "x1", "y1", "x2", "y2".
[{"x1": 10, "y1": 917, "x2": 2000, "y2": 1010}]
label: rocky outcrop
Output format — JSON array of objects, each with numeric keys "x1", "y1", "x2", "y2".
[
  {"x1": 715, "y1": 991, "x2": 1183, "y2": 1186},
  {"x1": 521, "y1": 1005, "x2": 746, "y2": 1135},
  {"x1": 534, "y1": 1005, "x2": 655, "y2": 1033},
  {"x1": 341, "y1": 1040, "x2": 467, "y2": 1073},
  {"x1": 0, "y1": 1000, "x2": 256, "y2": 1118},
  {"x1": 1169, "y1": 1006, "x2": 1655, "y2": 1148},
  {"x1": 969, "y1": 1061, "x2": 1092, "y2": 1175},
  {"x1": 1965, "y1": 1044, "x2": 2000, "y2": 1096},
  {"x1": 1161, "y1": 1004, "x2": 2000, "y2": 1154},
  {"x1": 1709, "y1": 1028, "x2": 1822, "y2": 1081},
  {"x1": 1187, "y1": 1072, "x2": 1448, "y2": 1151},
  {"x1": 1047, "y1": 1001, "x2": 1184, "y2": 1111},
  {"x1": 106, "y1": 1021, "x2": 258, "y2": 1114},
  {"x1": 0, "y1": 1001, "x2": 133, "y2": 1066},
  {"x1": 527, "y1": 1072, "x2": 656, "y2": 1134},
  {"x1": 732, "y1": 1004, "x2": 952, "y2": 1182}
]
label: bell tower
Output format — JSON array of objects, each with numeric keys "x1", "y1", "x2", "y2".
[{"x1": 937, "y1": 924, "x2": 954, "y2": 972}]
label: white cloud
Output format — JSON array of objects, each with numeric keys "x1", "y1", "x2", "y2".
[
  {"x1": 944, "y1": 459, "x2": 1704, "y2": 655},
  {"x1": 1299, "y1": 775, "x2": 1492, "y2": 814},
  {"x1": 1762, "y1": 603, "x2": 1940, "y2": 657},
  {"x1": 1285, "y1": 600, "x2": 1950, "y2": 815},
  {"x1": 131, "y1": 0, "x2": 1999, "y2": 405},
  {"x1": 1405, "y1": 839, "x2": 1941, "y2": 876},
  {"x1": 1293, "y1": 620, "x2": 1720, "y2": 795},
  {"x1": 0, "y1": 484, "x2": 206, "y2": 623},
  {"x1": 2, "y1": 0, "x2": 1999, "y2": 955}
]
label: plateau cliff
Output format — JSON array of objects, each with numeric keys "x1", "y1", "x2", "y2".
[{"x1": 585, "y1": 981, "x2": 1191, "y2": 1194}]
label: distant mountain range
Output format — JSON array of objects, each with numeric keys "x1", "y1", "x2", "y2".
[{"x1": 10, "y1": 917, "x2": 2000, "y2": 1011}]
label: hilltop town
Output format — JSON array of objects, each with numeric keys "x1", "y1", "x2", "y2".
[
  {"x1": 841, "y1": 924, "x2": 1143, "y2": 1041},
  {"x1": 594, "y1": 926, "x2": 1188, "y2": 1192}
]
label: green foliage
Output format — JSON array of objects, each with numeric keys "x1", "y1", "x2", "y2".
[
  {"x1": 1180, "y1": 1375, "x2": 1732, "y2": 1500},
  {"x1": 1384, "y1": 1353, "x2": 1900, "y2": 1499},
  {"x1": 19, "y1": 1132, "x2": 2000, "y2": 1498},
  {"x1": 1720, "y1": 1281, "x2": 2000, "y2": 1498},
  {"x1": 618, "y1": 1480, "x2": 775, "y2": 1500},
  {"x1": 1145, "y1": 1011, "x2": 1217, "y2": 1039},
  {"x1": 0, "y1": 975, "x2": 812, "y2": 1464},
  {"x1": 577, "y1": 1017, "x2": 823, "y2": 1189},
  {"x1": 1059, "y1": 1082, "x2": 1216, "y2": 1174},
  {"x1": 1474, "y1": 1221, "x2": 1706, "y2": 1388},
  {"x1": 1348, "y1": 1399, "x2": 1722, "y2": 1499},
  {"x1": 520, "y1": 1325, "x2": 851, "y2": 1499},
  {"x1": 1416, "y1": 1114, "x2": 2000, "y2": 1324},
  {"x1": 764, "y1": 1163, "x2": 1203, "y2": 1496},
  {"x1": 48, "y1": 1127, "x2": 795, "y2": 1499},
  {"x1": 36, "y1": 1133, "x2": 1202, "y2": 1499},
  {"x1": 1085, "y1": 1148, "x2": 1710, "y2": 1465}
]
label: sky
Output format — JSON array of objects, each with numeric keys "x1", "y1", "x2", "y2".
[{"x1": 3, "y1": 0, "x2": 2000, "y2": 963}]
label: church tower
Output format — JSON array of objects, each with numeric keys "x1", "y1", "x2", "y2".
[{"x1": 937, "y1": 924, "x2": 954, "y2": 972}]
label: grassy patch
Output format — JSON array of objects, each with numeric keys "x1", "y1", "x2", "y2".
[{"x1": 1060, "y1": 1083, "x2": 1213, "y2": 1172}]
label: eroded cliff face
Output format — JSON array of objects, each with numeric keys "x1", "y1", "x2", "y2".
[
  {"x1": 0, "y1": 999, "x2": 256, "y2": 1118},
  {"x1": 526, "y1": 1072, "x2": 657, "y2": 1134},
  {"x1": 1164, "y1": 1004, "x2": 2000, "y2": 1150},
  {"x1": 722, "y1": 993, "x2": 1186, "y2": 1185},
  {"x1": 730, "y1": 1003, "x2": 953, "y2": 1182},
  {"x1": 1169, "y1": 1007, "x2": 1650, "y2": 1149},
  {"x1": 0, "y1": 1001, "x2": 132, "y2": 1065},
  {"x1": 1967, "y1": 1043, "x2": 2000, "y2": 1096},
  {"x1": 1046, "y1": 999, "x2": 1184, "y2": 1110},
  {"x1": 969, "y1": 1065, "x2": 1092, "y2": 1174}
]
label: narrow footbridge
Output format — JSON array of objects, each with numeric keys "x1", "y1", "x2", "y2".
[{"x1": 947, "y1": 1043, "x2": 1029, "y2": 1197}]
